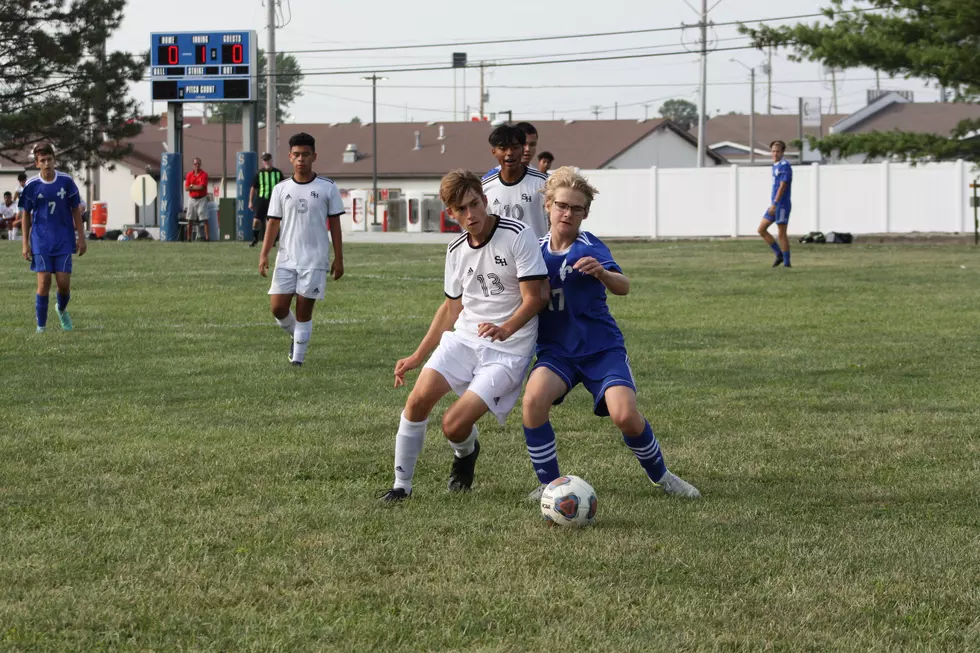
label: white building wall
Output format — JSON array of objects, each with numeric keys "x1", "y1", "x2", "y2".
[{"x1": 604, "y1": 129, "x2": 723, "y2": 169}]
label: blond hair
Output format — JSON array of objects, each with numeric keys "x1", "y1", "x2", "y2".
[
  {"x1": 543, "y1": 166, "x2": 599, "y2": 209},
  {"x1": 439, "y1": 169, "x2": 483, "y2": 209}
]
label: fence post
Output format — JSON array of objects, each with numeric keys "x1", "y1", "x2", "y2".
[
  {"x1": 811, "y1": 162, "x2": 820, "y2": 233},
  {"x1": 649, "y1": 167, "x2": 658, "y2": 239},
  {"x1": 956, "y1": 159, "x2": 967, "y2": 233},
  {"x1": 881, "y1": 160, "x2": 891, "y2": 234},
  {"x1": 731, "y1": 165, "x2": 739, "y2": 238}
]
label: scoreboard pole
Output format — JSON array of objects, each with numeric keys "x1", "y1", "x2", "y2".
[{"x1": 161, "y1": 103, "x2": 185, "y2": 241}]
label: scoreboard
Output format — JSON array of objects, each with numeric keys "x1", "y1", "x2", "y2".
[{"x1": 150, "y1": 31, "x2": 257, "y2": 102}]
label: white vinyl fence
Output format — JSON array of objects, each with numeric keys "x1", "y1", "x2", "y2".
[{"x1": 581, "y1": 160, "x2": 975, "y2": 238}]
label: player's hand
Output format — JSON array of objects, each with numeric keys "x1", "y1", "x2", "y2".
[
  {"x1": 394, "y1": 354, "x2": 421, "y2": 388},
  {"x1": 248, "y1": 203, "x2": 253, "y2": 211},
  {"x1": 331, "y1": 258, "x2": 344, "y2": 281},
  {"x1": 767, "y1": 205, "x2": 776, "y2": 217},
  {"x1": 478, "y1": 322, "x2": 513, "y2": 342},
  {"x1": 76, "y1": 235, "x2": 87, "y2": 256},
  {"x1": 259, "y1": 255, "x2": 269, "y2": 277},
  {"x1": 22, "y1": 243, "x2": 30, "y2": 261},
  {"x1": 573, "y1": 256, "x2": 605, "y2": 278}
]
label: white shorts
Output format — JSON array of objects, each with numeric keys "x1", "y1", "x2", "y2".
[
  {"x1": 424, "y1": 331, "x2": 532, "y2": 425},
  {"x1": 186, "y1": 196, "x2": 209, "y2": 222},
  {"x1": 268, "y1": 266, "x2": 327, "y2": 300}
]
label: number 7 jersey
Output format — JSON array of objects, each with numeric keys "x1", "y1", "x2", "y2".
[{"x1": 444, "y1": 216, "x2": 548, "y2": 357}]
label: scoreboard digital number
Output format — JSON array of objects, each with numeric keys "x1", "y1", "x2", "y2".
[{"x1": 150, "y1": 31, "x2": 257, "y2": 102}]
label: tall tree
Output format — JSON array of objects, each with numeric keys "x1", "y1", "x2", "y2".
[
  {"x1": 207, "y1": 51, "x2": 304, "y2": 123},
  {"x1": 659, "y1": 99, "x2": 700, "y2": 131},
  {"x1": 0, "y1": 0, "x2": 146, "y2": 169},
  {"x1": 742, "y1": 1, "x2": 980, "y2": 163}
]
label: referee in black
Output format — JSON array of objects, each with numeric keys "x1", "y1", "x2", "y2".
[{"x1": 248, "y1": 153, "x2": 284, "y2": 247}]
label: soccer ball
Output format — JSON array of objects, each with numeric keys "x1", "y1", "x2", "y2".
[
  {"x1": 540, "y1": 475, "x2": 597, "y2": 528},
  {"x1": 117, "y1": 234, "x2": 129, "y2": 241}
]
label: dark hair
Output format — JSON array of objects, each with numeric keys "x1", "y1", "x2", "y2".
[
  {"x1": 537, "y1": 151, "x2": 554, "y2": 162},
  {"x1": 488, "y1": 124, "x2": 525, "y2": 149},
  {"x1": 33, "y1": 143, "x2": 54, "y2": 159},
  {"x1": 514, "y1": 121, "x2": 537, "y2": 136},
  {"x1": 770, "y1": 140, "x2": 787, "y2": 150},
  {"x1": 289, "y1": 132, "x2": 316, "y2": 152},
  {"x1": 261, "y1": 152, "x2": 273, "y2": 161},
  {"x1": 3, "y1": 191, "x2": 10, "y2": 198},
  {"x1": 17, "y1": 173, "x2": 26, "y2": 182}
]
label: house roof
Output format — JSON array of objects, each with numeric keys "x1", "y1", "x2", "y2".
[
  {"x1": 119, "y1": 118, "x2": 723, "y2": 179},
  {"x1": 832, "y1": 101, "x2": 980, "y2": 135},
  {"x1": 701, "y1": 113, "x2": 848, "y2": 154}
]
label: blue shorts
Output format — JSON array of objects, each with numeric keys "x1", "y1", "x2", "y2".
[
  {"x1": 764, "y1": 206, "x2": 791, "y2": 225},
  {"x1": 533, "y1": 348, "x2": 637, "y2": 417},
  {"x1": 30, "y1": 253, "x2": 72, "y2": 274}
]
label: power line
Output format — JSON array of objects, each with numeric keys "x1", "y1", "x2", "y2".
[
  {"x1": 280, "y1": 77, "x2": 884, "y2": 90},
  {"x1": 278, "y1": 9, "x2": 872, "y2": 55}
]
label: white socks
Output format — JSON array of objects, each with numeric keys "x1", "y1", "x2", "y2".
[
  {"x1": 393, "y1": 412, "x2": 428, "y2": 492},
  {"x1": 450, "y1": 424, "x2": 478, "y2": 458},
  {"x1": 292, "y1": 320, "x2": 312, "y2": 363},
  {"x1": 276, "y1": 310, "x2": 296, "y2": 336}
]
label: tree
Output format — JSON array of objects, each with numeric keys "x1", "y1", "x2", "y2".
[
  {"x1": 0, "y1": 0, "x2": 146, "y2": 169},
  {"x1": 742, "y1": 1, "x2": 980, "y2": 163},
  {"x1": 350, "y1": 116, "x2": 362, "y2": 124},
  {"x1": 659, "y1": 99, "x2": 700, "y2": 131},
  {"x1": 208, "y1": 50, "x2": 304, "y2": 123}
]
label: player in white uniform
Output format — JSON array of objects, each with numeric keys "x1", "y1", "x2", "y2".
[
  {"x1": 380, "y1": 169, "x2": 549, "y2": 502},
  {"x1": 258, "y1": 132, "x2": 345, "y2": 366},
  {"x1": 482, "y1": 124, "x2": 549, "y2": 239}
]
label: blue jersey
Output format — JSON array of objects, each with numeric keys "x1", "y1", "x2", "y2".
[
  {"x1": 23, "y1": 172, "x2": 81, "y2": 256},
  {"x1": 537, "y1": 231, "x2": 625, "y2": 359},
  {"x1": 771, "y1": 158, "x2": 792, "y2": 209}
]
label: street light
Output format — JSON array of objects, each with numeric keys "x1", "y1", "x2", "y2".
[
  {"x1": 361, "y1": 75, "x2": 388, "y2": 226},
  {"x1": 731, "y1": 59, "x2": 758, "y2": 164}
]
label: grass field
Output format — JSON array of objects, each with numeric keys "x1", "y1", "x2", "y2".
[{"x1": 2, "y1": 238, "x2": 980, "y2": 652}]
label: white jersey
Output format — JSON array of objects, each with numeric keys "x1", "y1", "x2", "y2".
[
  {"x1": 444, "y1": 217, "x2": 548, "y2": 357},
  {"x1": 267, "y1": 174, "x2": 345, "y2": 271},
  {"x1": 0, "y1": 203, "x2": 16, "y2": 220},
  {"x1": 482, "y1": 166, "x2": 549, "y2": 239}
]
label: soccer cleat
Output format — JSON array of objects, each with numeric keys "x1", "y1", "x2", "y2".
[
  {"x1": 35, "y1": 326, "x2": 45, "y2": 333},
  {"x1": 379, "y1": 488, "x2": 410, "y2": 503},
  {"x1": 526, "y1": 484, "x2": 547, "y2": 503},
  {"x1": 772, "y1": 254, "x2": 784, "y2": 267},
  {"x1": 655, "y1": 471, "x2": 702, "y2": 499},
  {"x1": 447, "y1": 439, "x2": 480, "y2": 492},
  {"x1": 290, "y1": 360, "x2": 302, "y2": 367},
  {"x1": 55, "y1": 306, "x2": 73, "y2": 331}
]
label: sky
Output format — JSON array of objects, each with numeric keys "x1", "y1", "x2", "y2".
[{"x1": 111, "y1": 0, "x2": 939, "y2": 125}]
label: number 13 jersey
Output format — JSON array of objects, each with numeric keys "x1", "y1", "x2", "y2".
[{"x1": 444, "y1": 216, "x2": 548, "y2": 357}]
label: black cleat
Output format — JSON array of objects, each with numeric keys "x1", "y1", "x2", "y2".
[
  {"x1": 772, "y1": 254, "x2": 784, "y2": 267},
  {"x1": 379, "y1": 488, "x2": 410, "y2": 503},
  {"x1": 447, "y1": 439, "x2": 480, "y2": 492}
]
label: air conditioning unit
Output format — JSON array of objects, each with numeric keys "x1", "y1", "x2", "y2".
[{"x1": 343, "y1": 143, "x2": 358, "y2": 164}]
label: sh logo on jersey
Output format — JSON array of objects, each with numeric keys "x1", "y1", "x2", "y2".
[
  {"x1": 494, "y1": 256, "x2": 508, "y2": 266},
  {"x1": 521, "y1": 193, "x2": 532, "y2": 202}
]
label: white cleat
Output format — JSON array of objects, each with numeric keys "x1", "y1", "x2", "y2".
[
  {"x1": 655, "y1": 471, "x2": 702, "y2": 499},
  {"x1": 526, "y1": 484, "x2": 547, "y2": 503}
]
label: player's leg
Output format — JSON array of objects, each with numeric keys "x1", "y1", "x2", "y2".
[
  {"x1": 777, "y1": 220, "x2": 791, "y2": 267},
  {"x1": 268, "y1": 266, "x2": 298, "y2": 357},
  {"x1": 250, "y1": 216, "x2": 263, "y2": 247},
  {"x1": 441, "y1": 390, "x2": 491, "y2": 492},
  {"x1": 758, "y1": 216, "x2": 783, "y2": 266},
  {"x1": 34, "y1": 269, "x2": 52, "y2": 332},
  {"x1": 603, "y1": 386, "x2": 700, "y2": 499},
  {"x1": 522, "y1": 363, "x2": 573, "y2": 499},
  {"x1": 291, "y1": 294, "x2": 316, "y2": 366},
  {"x1": 54, "y1": 263, "x2": 73, "y2": 331},
  {"x1": 383, "y1": 367, "x2": 456, "y2": 502}
]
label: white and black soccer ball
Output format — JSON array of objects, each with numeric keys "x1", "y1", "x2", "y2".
[{"x1": 540, "y1": 475, "x2": 597, "y2": 528}]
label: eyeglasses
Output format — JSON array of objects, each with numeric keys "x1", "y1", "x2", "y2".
[{"x1": 553, "y1": 201, "x2": 587, "y2": 217}]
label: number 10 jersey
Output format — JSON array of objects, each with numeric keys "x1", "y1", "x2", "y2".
[{"x1": 444, "y1": 216, "x2": 548, "y2": 357}]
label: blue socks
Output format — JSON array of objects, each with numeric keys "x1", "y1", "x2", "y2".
[
  {"x1": 57, "y1": 292, "x2": 70, "y2": 312},
  {"x1": 783, "y1": 250, "x2": 791, "y2": 267},
  {"x1": 623, "y1": 420, "x2": 668, "y2": 483},
  {"x1": 524, "y1": 422, "x2": 561, "y2": 485},
  {"x1": 769, "y1": 242, "x2": 783, "y2": 256},
  {"x1": 35, "y1": 294, "x2": 49, "y2": 328}
]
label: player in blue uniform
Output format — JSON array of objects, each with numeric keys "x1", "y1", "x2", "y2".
[
  {"x1": 21, "y1": 143, "x2": 86, "y2": 332},
  {"x1": 521, "y1": 167, "x2": 701, "y2": 501},
  {"x1": 758, "y1": 139, "x2": 793, "y2": 267}
]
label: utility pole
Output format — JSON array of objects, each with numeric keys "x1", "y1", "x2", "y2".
[
  {"x1": 591, "y1": 105, "x2": 602, "y2": 120},
  {"x1": 479, "y1": 62, "x2": 485, "y2": 119},
  {"x1": 831, "y1": 69, "x2": 839, "y2": 114},
  {"x1": 749, "y1": 67, "x2": 755, "y2": 164},
  {"x1": 696, "y1": 0, "x2": 708, "y2": 168},
  {"x1": 361, "y1": 75, "x2": 387, "y2": 225},
  {"x1": 614, "y1": 102, "x2": 618, "y2": 120},
  {"x1": 265, "y1": 0, "x2": 277, "y2": 157},
  {"x1": 767, "y1": 45, "x2": 773, "y2": 115}
]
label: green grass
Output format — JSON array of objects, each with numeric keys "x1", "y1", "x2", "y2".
[{"x1": 2, "y1": 239, "x2": 980, "y2": 652}]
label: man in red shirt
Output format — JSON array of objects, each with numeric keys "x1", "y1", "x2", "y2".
[{"x1": 184, "y1": 157, "x2": 210, "y2": 241}]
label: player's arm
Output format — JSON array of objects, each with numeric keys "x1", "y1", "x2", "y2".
[
  {"x1": 72, "y1": 203, "x2": 87, "y2": 256},
  {"x1": 772, "y1": 181, "x2": 789, "y2": 206},
  {"x1": 248, "y1": 185, "x2": 257, "y2": 210},
  {"x1": 478, "y1": 278, "x2": 548, "y2": 342},
  {"x1": 394, "y1": 296, "x2": 463, "y2": 388},
  {"x1": 258, "y1": 186, "x2": 282, "y2": 277},
  {"x1": 21, "y1": 209, "x2": 31, "y2": 260},
  {"x1": 328, "y1": 214, "x2": 344, "y2": 280}
]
